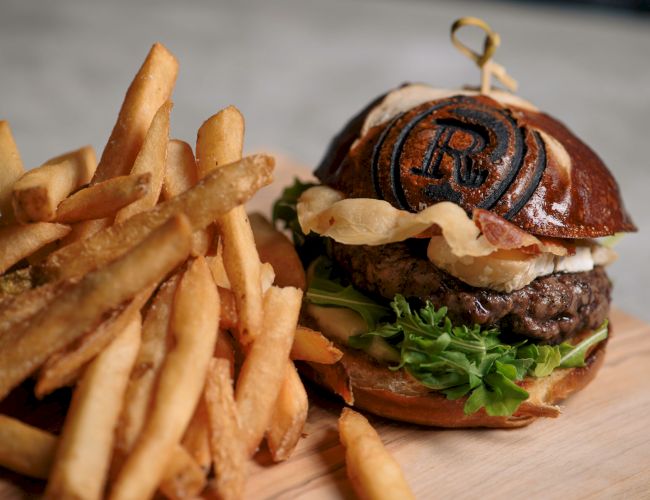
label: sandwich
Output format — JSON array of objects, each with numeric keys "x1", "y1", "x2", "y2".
[{"x1": 274, "y1": 83, "x2": 636, "y2": 427}]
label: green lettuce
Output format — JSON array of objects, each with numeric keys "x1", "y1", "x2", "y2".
[{"x1": 307, "y1": 260, "x2": 608, "y2": 417}]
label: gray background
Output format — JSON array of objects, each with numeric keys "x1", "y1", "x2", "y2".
[{"x1": 1, "y1": 0, "x2": 648, "y2": 321}]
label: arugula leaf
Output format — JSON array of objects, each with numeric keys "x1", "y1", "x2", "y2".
[
  {"x1": 306, "y1": 257, "x2": 609, "y2": 417},
  {"x1": 306, "y1": 258, "x2": 390, "y2": 330},
  {"x1": 559, "y1": 320, "x2": 608, "y2": 368}
]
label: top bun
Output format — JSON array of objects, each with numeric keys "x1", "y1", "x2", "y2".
[{"x1": 315, "y1": 84, "x2": 636, "y2": 238}]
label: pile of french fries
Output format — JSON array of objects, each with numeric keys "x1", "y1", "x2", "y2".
[{"x1": 0, "y1": 42, "x2": 413, "y2": 500}]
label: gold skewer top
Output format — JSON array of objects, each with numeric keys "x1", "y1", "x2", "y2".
[{"x1": 451, "y1": 17, "x2": 518, "y2": 94}]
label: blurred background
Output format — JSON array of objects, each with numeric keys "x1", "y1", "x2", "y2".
[{"x1": 1, "y1": 0, "x2": 648, "y2": 320}]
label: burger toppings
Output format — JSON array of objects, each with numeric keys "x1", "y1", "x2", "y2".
[
  {"x1": 306, "y1": 257, "x2": 608, "y2": 417},
  {"x1": 297, "y1": 184, "x2": 616, "y2": 292}
]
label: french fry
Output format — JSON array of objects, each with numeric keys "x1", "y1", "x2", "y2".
[
  {"x1": 205, "y1": 358, "x2": 246, "y2": 500},
  {"x1": 45, "y1": 316, "x2": 142, "y2": 500},
  {"x1": 236, "y1": 286, "x2": 302, "y2": 455},
  {"x1": 197, "y1": 107, "x2": 263, "y2": 345},
  {"x1": 207, "y1": 243, "x2": 231, "y2": 289},
  {"x1": 111, "y1": 257, "x2": 219, "y2": 500},
  {"x1": 218, "y1": 287, "x2": 238, "y2": 331},
  {"x1": 55, "y1": 173, "x2": 151, "y2": 223},
  {"x1": 0, "y1": 281, "x2": 67, "y2": 339},
  {"x1": 215, "y1": 329, "x2": 236, "y2": 375},
  {"x1": 12, "y1": 145, "x2": 96, "y2": 223},
  {"x1": 60, "y1": 218, "x2": 111, "y2": 246},
  {"x1": 0, "y1": 222, "x2": 70, "y2": 274},
  {"x1": 338, "y1": 408, "x2": 414, "y2": 500},
  {"x1": 93, "y1": 43, "x2": 178, "y2": 183},
  {"x1": 162, "y1": 140, "x2": 198, "y2": 200},
  {"x1": 35, "y1": 286, "x2": 154, "y2": 397},
  {"x1": 181, "y1": 400, "x2": 212, "y2": 472},
  {"x1": 0, "y1": 214, "x2": 192, "y2": 400},
  {"x1": 0, "y1": 414, "x2": 56, "y2": 479},
  {"x1": 162, "y1": 139, "x2": 210, "y2": 256},
  {"x1": 266, "y1": 361, "x2": 308, "y2": 462},
  {"x1": 114, "y1": 274, "x2": 180, "y2": 456},
  {"x1": 249, "y1": 212, "x2": 307, "y2": 290},
  {"x1": 291, "y1": 326, "x2": 344, "y2": 364},
  {"x1": 40, "y1": 154, "x2": 274, "y2": 282},
  {"x1": 114, "y1": 101, "x2": 171, "y2": 223},
  {"x1": 160, "y1": 445, "x2": 207, "y2": 500},
  {"x1": 0, "y1": 121, "x2": 24, "y2": 225}
]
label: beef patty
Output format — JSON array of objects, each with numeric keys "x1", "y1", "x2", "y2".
[{"x1": 329, "y1": 240, "x2": 611, "y2": 343}]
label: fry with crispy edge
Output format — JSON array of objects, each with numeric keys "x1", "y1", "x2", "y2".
[
  {"x1": 236, "y1": 285, "x2": 302, "y2": 455},
  {"x1": 0, "y1": 214, "x2": 191, "y2": 400},
  {"x1": 0, "y1": 121, "x2": 24, "y2": 224},
  {"x1": 45, "y1": 316, "x2": 142, "y2": 500},
  {"x1": 205, "y1": 357, "x2": 246, "y2": 500},
  {"x1": 55, "y1": 172, "x2": 151, "y2": 223},
  {"x1": 249, "y1": 212, "x2": 307, "y2": 290},
  {"x1": 0, "y1": 222, "x2": 70, "y2": 275},
  {"x1": 291, "y1": 326, "x2": 344, "y2": 364},
  {"x1": 266, "y1": 361, "x2": 308, "y2": 462},
  {"x1": 94, "y1": 43, "x2": 178, "y2": 183},
  {"x1": 0, "y1": 281, "x2": 68, "y2": 339},
  {"x1": 160, "y1": 445, "x2": 207, "y2": 500},
  {"x1": 115, "y1": 101, "x2": 171, "y2": 223},
  {"x1": 339, "y1": 408, "x2": 415, "y2": 500},
  {"x1": 163, "y1": 139, "x2": 209, "y2": 256},
  {"x1": 114, "y1": 274, "x2": 180, "y2": 457},
  {"x1": 0, "y1": 414, "x2": 56, "y2": 479},
  {"x1": 40, "y1": 154, "x2": 273, "y2": 282},
  {"x1": 197, "y1": 106, "x2": 263, "y2": 345},
  {"x1": 111, "y1": 257, "x2": 219, "y2": 500},
  {"x1": 12, "y1": 145, "x2": 96, "y2": 223},
  {"x1": 35, "y1": 286, "x2": 155, "y2": 397}
]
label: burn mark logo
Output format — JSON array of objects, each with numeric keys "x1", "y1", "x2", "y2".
[{"x1": 370, "y1": 96, "x2": 547, "y2": 220}]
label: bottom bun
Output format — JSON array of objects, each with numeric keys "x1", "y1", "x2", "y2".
[{"x1": 298, "y1": 328, "x2": 608, "y2": 428}]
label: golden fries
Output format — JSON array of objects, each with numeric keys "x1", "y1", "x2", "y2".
[
  {"x1": 163, "y1": 139, "x2": 209, "y2": 256},
  {"x1": 267, "y1": 361, "x2": 309, "y2": 462},
  {"x1": 0, "y1": 414, "x2": 56, "y2": 479},
  {"x1": 0, "y1": 222, "x2": 70, "y2": 274},
  {"x1": 40, "y1": 154, "x2": 273, "y2": 282},
  {"x1": 250, "y1": 212, "x2": 307, "y2": 290},
  {"x1": 0, "y1": 43, "x2": 330, "y2": 499},
  {"x1": 0, "y1": 214, "x2": 191, "y2": 400},
  {"x1": 339, "y1": 408, "x2": 414, "y2": 500},
  {"x1": 115, "y1": 274, "x2": 180, "y2": 456},
  {"x1": 205, "y1": 358, "x2": 246, "y2": 500},
  {"x1": 236, "y1": 285, "x2": 302, "y2": 455},
  {"x1": 12, "y1": 146, "x2": 96, "y2": 223},
  {"x1": 111, "y1": 257, "x2": 219, "y2": 500},
  {"x1": 181, "y1": 401, "x2": 212, "y2": 472},
  {"x1": 197, "y1": 107, "x2": 264, "y2": 345},
  {"x1": 35, "y1": 286, "x2": 154, "y2": 397},
  {"x1": 45, "y1": 316, "x2": 142, "y2": 500},
  {"x1": 114, "y1": 101, "x2": 171, "y2": 223},
  {"x1": 55, "y1": 173, "x2": 151, "y2": 223},
  {"x1": 160, "y1": 445, "x2": 207, "y2": 500},
  {"x1": 94, "y1": 43, "x2": 178, "y2": 183},
  {"x1": 0, "y1": 121, "x2": 24, "y2": 225},
  {"x1": 291, "y1": 325, "x2": 344, "y2": 364}
]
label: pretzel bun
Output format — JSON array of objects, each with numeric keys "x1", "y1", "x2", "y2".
[
  {"x1": 316, "y1": 84, "x2": 636, "y2": 238},
  {"x1": 299, "y1": 327, "x2": 608, "y2": 428}
]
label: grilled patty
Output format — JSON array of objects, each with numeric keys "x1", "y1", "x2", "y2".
[{"x1": 330, "y1": 240, "x2": 611, "y2": 343}]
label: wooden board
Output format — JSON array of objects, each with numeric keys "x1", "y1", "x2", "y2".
[{"x1": 247, "y1": 307, "x2": 650, "y2": 499}]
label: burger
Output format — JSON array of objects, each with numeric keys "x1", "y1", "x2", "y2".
[{"x1": 274, "y1": 83, "x2": 636, "y2": 428}]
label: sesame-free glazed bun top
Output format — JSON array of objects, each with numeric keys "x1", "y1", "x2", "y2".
[{"x1": 315, "y1": 84, "x2": 636, "y2": 238}]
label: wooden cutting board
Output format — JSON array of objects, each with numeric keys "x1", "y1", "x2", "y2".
[{"x1": 245, "y1": 307, "x2": 650, "y2": 499}]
